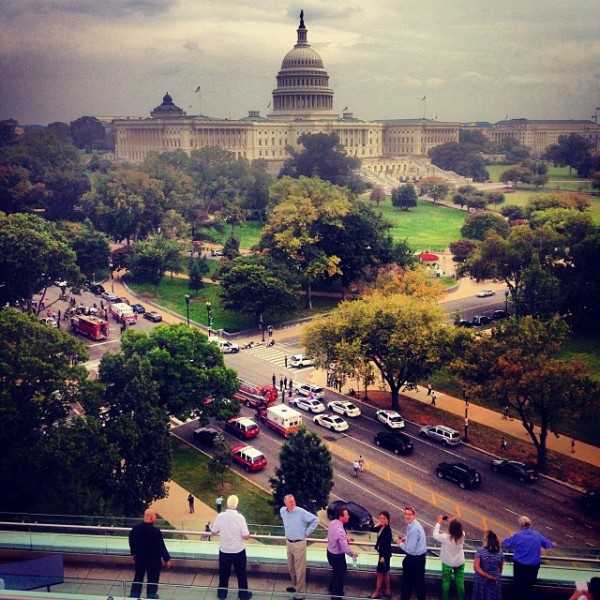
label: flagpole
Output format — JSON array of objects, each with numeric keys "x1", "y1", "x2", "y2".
[
  {"x1": 423, "y1": 96, "x2": 427, "y2": 119},
  {"x1": 195, "y1": 85, "x2": 202, "y2": 116}
]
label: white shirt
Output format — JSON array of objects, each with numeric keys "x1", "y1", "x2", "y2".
[
  {"x1": 433, "y1": 523, "x2": 465, "y2": 567},
  {"x1": 211, "y1": 509, "x2": 250, "y2": 553}
]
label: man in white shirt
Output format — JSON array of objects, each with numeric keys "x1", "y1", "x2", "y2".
[{"x1": 211, "y1": 495, "x2": 252, "y2": 600}]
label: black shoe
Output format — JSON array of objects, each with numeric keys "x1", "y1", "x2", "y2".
[
  {"x1": 238, "y1": 594, "x2": 252, "y2": 600},
  {"x1": 286, "y1": 588, "x2": 296, "y2": 593}
]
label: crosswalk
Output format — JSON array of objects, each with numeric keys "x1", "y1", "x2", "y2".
[{"x1": 241, "y1": 345, "x2": 314, "y2": 372}]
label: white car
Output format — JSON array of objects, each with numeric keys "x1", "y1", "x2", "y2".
[
  {"x1": 292, "y1": 397, "x2": 326, "y2": 413},
  {"x1": 328, "y1": 400, "x2": 361, "y2": 418},
  {"x1": 376, "y1": 410, "x2": 405, "y2": 429},
  {"x1": 215, "y1": 341, "x2": 240, "y2": 353},
  {"x1": 314, "y1": 413, "x2": 349, "y2": 432},
  {"x1": 289, "y1": 354, "x2": 314, "y2": 368},
  {"x1": 295, "y1": 383, "x2": 325, "y2": 399},
  {"x1": 476, "y1": 289, "x2": 495, "y2": 298},
  {"x1": 39, "y1": 316, "x2": 59, "y2": 328}
]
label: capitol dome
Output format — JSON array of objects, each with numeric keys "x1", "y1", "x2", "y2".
[{"x1": 269, "y1": 10, "x2": 337, "y2": 121}]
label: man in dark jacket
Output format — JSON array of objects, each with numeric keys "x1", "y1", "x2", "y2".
[{"x1": 129, "y1": 508, "x2": 171, "y2": 599}]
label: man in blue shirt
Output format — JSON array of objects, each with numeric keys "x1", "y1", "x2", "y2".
[
  {"x1": 280, "y1": 494, "x2": 320, "y2": 600},
  {"x1": 397, "y1": 506, "x2": 427, "y2": 600},
  {"x1": 503, "y1": 515, "x2": 558, "y2": 597}
]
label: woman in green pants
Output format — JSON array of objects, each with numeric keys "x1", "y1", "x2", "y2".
[{"x1": 433, "y1": 515, "x2": 465, "y2": 600}]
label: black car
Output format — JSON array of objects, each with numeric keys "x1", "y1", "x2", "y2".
[
  {"x1": 455, "y1": 319, "x2": 473, "y2": 328},
  {"x1": 89, "y1": 284, "x2": 105, "y2": 296},
  {"x1": 490, "y1": 459, "x2": 538, "y2": 483},
  {"x1": 143, "y1": 311, "x2": 163, "y2": 322},
  {"x1": 374, "y1": 431, "x2": 414, "y2": 455},
  {"x1": 472, "y1": 315, "x2": 491, "y2": 326},
  {"x1": 326, "y1": 500, "x2": 374, "y2": 532},
  {"x1": 437, "y1": 462, "x2": 482, "y2": 489},
  {"x1": 492, "y1": 309, "x2": 509, "y2": 320},
  {"x1": 580, "y1": 490, "x2": 600, "y2": 516},
  {"x1": 192, "y1": 426, "x2": 223, "y2": 447}
]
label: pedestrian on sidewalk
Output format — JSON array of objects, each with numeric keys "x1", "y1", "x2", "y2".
[
  {"x1": 430, "y1": 391, "x2": 437, "y2": 406},
  {"x1": 280, "y1": 377, "x2": 284, "y2": 392},
  {"x1": 284, "y1": 376, "x2": 288, "y2": 389},
  {"x1": 503, "y1": 406, "x2": 510, "y2": 420},
  {"x1": 188, "y1": 494, "x2": 195, "y2": 514},
  {"x1": 500, "y1": 436, "x2": 507, "y2": 452},
  {"x1": 427, "y1": 384, "x2": 432, "y2": 396},
  {"x1": 358, "y1": 455, "x2": 365, "y2": 473},
  {"x1": 216, "y1": 495, "x2": 223, "y2": 513},
  {"x1": 285, "y1": 355, "x2": 288, "y2": 368},
  {"x1": 571, "y1": 438, "x2": 576, "y2": 453},
  {"x1": 272, "y1": 373, "x2": 276, "y2": 388}
]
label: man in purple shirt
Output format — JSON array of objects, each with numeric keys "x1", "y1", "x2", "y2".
[{"x1": 327, "y1": 506, "x2": 359, "y2": 600}]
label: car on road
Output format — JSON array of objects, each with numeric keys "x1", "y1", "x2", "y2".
[
  {"x1": 374, "y1": 431, "x2": 413, "y2": 455},
  {"x1": 225, "y1": 417, "x2": 260, "y2": 440},
  {"x1": 419, "y1": 425, "x2": 461, "y2": 446},
  {"x1": 313, "y1": 413, "x2": 349, "y2": 432},
  {"x1": 454, "y1": 319, "x2": 474, "y2": 328},
  {"x1": 192, "y1": 426, "x2": 223, "y2": 447},
  {"x1": 295, "y1": 383, "x2": 325, "y2": 399},
  {"x1": 89, "y1": 284, "x2": 106, "y2": 296},
  {"x1": 490, "y1": 459, "x2": 538, "y2": 483},
  {"x1": 436, "y1": 462, "x2": 482, "y2": 489},
  {"x1": 327, "y1": 400, "x2": 361, "y2": 418},
  {"x1": 143, "y1": 311, "x2": 163, "y2": 322},
  {"x1": 216, "y1": 341, "x2": 240, "y2": 354},
  {"x1": 130, "y1": 303, "x2": 146, "y2": 314},
  {"x1": 292, "y1": 397, "x2": 326, "y2": 413},
  {"x1": 326, "y1": 500, "x2": 374, "y2": 532},
  {"x1": 376, "y1": 409, "x2": 405, "y2": 429},
  {"x1": 289, "y1": 354, "x2": 314, "y2": 368},
  {"x1": 39, "y1": 316, "x2": 59, "y2": 328},
  {"x1": 472, "y1": 315, "x2": 491, "y2": 326},
  {"x1": 476, "y1": 289, "x2": 495, "y2": 297},
  {"x1": 101, "y1": 291, "x2": 118, "y2": 302},
  {"x1": 492, "y1": 309, "x2": 509, "y2": 320},
  {"x1": 231, "y1": 445, "x2": 267, "y2": 472}
]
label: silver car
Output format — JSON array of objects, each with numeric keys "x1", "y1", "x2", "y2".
[{"x1": 419, "y1": 425, "x2": 461, "y2": 446}]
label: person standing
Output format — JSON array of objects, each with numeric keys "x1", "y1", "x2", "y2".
[
  {"x1": 128, "y1": 508, "x2": 171, "y2": 600},
  {"x1": 430, "y1": 391, "x2": 437, "y2": 406},
  {"x1": 370, "y1": 511, "x2": 392, "y2": 599},
  {"x1": 502, "y1": 515, "x2": 557, "y2": 598},
  {"x1": 432, "y1": 515, "x2": 465, "y2": 600},
  {"x1": 358, "y1": 456, "x2": 365, "y2": 472},
  {"x1": 285, "y1": 355, "x2": 288, "y2": 368},
  {"x1": 427, "y1": 384, "x2": 432, "y2": 396},
  {"x1": 571, "y1": 438, "x2": 576, "y2": 453},
  {"x1": 472, "y1": 530, "x2": 504, "y2": 600},
  {"x1": 216, "y1": 495, "x2": 223, "y2": 514},
  {"x1": 500, "y1": 436, "x2": 507, "y2": 452},
  {"x1": 327, "y1": 507, "x2": 358, "y2": 600},
  {"x1": 272, "y1": 373, "x2": 277, "y2": 388},
  {"x1": 353, "y1": 459, "x2": 360, "y2": 477},
  {"x1": 397, "y1": 506, "x2": 427, "y2": 600},
  {"x1": 188, "y1": 494, "x2": 195, "y2": 514},
  {"x1": 205, "y1": 522, "x2": 212, "y2": 541},
  {"x1": 211, "y1": 495, "x2": 252, "y2": 600},
  {"x1": 280, "y1": 494, "x2": 320, "y2": 599}
]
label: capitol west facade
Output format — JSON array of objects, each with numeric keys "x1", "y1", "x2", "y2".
[{"x1": 114, "y1": 13, "x2": 459, "y2": 181}]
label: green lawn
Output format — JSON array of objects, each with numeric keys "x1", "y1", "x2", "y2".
[{"x1": 214, "y1": 222, "x2": 264, "y2": 249}]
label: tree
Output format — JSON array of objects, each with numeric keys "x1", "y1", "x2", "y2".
[
  {"x1": 460, "y1": 212, "x2": 510, "y2": 240},
  {"x1": 450, "y1": 316, "x2": 597, "y2": 471},
  {"x1": 428, "y1": 141, "x2": 489, "y2": 181},
  {"x1": 0, "y1": 119, "x2": 19, "y2": 147},
  {"x1": 543, "y1": 133, "x2": 593, "y2": 174},
  {"x1": 495, "y1": 137, "x2": 530, "y2": 163},
  {"x1": 222, "y1": 234, "x2": 241, "y2": 261},
  {"x1": 279, "y1": 132, "x2": 364, "y2": 193},
  {"x1": 127, "y1": 236, "x2": 182, "y2": 285},
  {"x1": 219, "y1": 255, "x2": 300, "y2": 323},
  {"x1": 69, "y1": 116, "x2": 107, "y2": 152},
  {"x1": 269, "y1": 426, "x2": 333, "y2": 514},
  {"x1": 391, "y1": 184, "x2": 418, "y2": 211},
  {"x1": 303, "y1": 293, "x2": 450, "y2": 411},
  {"x1": 449, "y1": 239, "x2": 477, "y2": 262},
  {"x1": 501, "y1": 205, "x2": 525, "y2": 222},
  {"x1": 260, "y1": 176, "x2": 351, "y2": 309},
  {"x1": 119, "y1": 323, "x2": 239, "y2": 421},
  {"x1": 209, "y1": 438, "x2": 233, "y2": 486},
  {"x1": 0, "y1": 164, "x2": 48, "y2": 214},
  {"x1": 188, "y1": 255, "x2": 211, "y2": 294},
  {"x1": 417, "y1": 176, "x2": 451, "y2": 203},
  {"x1": 370, "y1": 186, "x2": 386, "y2": 207},
  {"x1": 70, "y1": 220, "x2": 111, "y2": 277},
  {"x1": 0, "y1": 212, "x2": 81, "y2": 311}
]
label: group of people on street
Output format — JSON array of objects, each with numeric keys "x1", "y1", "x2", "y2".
[{"x1": 128, "y1": 497, "x2": 566, "y2": 600}]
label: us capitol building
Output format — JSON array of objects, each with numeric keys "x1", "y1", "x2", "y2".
[{"x1": 113, "y1": 12, "x2": 460, "y2": 184}]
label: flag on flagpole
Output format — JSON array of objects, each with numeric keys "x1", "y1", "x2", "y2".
[
  {"x1": 342, "y1": 106, "x2": 348, "y2": 111},
  {"x1": 195, "y1": 85, "x2": 201, "y2": 93},
  {"x1": 422, "y1": 96, "x2": 426, "y2": 101}
]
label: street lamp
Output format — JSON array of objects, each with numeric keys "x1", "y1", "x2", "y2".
[
  {"x1": 463, "y1": 385, "x2": 469, "y2": 442},
  {"x1": 185, "y1": 295, "x2": 190, "y2": 327},
  {"x1": 259, "y1": 313, "x2": 264, "y2": 342},
  {"x1": 109, "y1": 262, "x2": 114, "y2": 293},
  {"x1": 206, "y1": 301, "x2": 212, "y2": 322},
  {"x1": 504, "y1": 289, "x2": 509, "y2": 314}
]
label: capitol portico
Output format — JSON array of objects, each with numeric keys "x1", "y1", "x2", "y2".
[{"x1": 113, "y1": 11, "x2": 459, "y2": 183}]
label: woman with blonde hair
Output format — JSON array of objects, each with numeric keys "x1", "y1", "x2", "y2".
[
  {"x1": 472, "y1": 530, "x2": 504, "y2": 600},
  {"x1": 433, "y1": 515, "x2": 465, "y2": 600}
]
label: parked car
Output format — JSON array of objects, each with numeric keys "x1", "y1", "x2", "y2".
[
  {"x1": 292, "y1": 397, "x2": 326, "y2": 413},
  {"x1": 472, "y1": 315, "x2": 491, "y2": 326},
  {"x1": 328, "y1": 400, "x2": 361, "y2": 418},
  {"x1": 39, "y1": 316, "x2": 59, "y2": 328},
  {"x1": 490, "y1": 459, "x2": 538, "y2": 483},
  {"x1": 289, "y1": 354, "x2": 314, "y2": 368},
  {"x1": 476, "y1": 289, "x2": 495, "y2": 297},
  {"x1": 101, "y1": 291, "x2": 118, "y2": 302},
  {"x1": 192, "y1": 426, "x2": 223, "y2": 447},
  {"x1": 314, "y1": 413, "x2": 349, "y2": 432},
  {"x1": 436, "y1": 462, "x2": 482, "y2": 489},
  {"x1": 455, "y1": 319, "x2": 474, "y2": 328},
  {"x1": 216, "y1": 341, "x2": 240, "y2": 354},
  {"x1": 131, "y1": 303, "x2": 146, "y2": 314},
  {"x1": 326, "y1": 500, "x2": 374, "y2": 532},
  {"x1": 143, "y1": 311, "x2": 163, "y2": 322},
  {"x1": 419, "y1": 425, "x2": 461, "y2": 446},
  {"x1": 114, "y1": 296, "x2": 130, "y2": 305},
  {"x1": 225, "y1": 417, "x2": 260, "y2": 440},
  {"x1": 376, "y1": 409, "x2": 405, "y2": 429},
  {"x1": 492, "y1": 309, "x2": 509, "y2": 320},
  {"x1": 89, "y1": 284, "x2": 105, "y2": 296},
  {"x1": 295, "y1": 383, "x2": 325, "y2": 399},
  {"x1": 374, "y1": 431, "x2": 413, "y2": 455},
  {"x1": 231, "y1": 445, "x2": 267, "y2": 472}
]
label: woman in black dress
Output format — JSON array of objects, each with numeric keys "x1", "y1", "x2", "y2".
[{"x1": 370, "y1": 510, "x2": 392, "y2": 599}]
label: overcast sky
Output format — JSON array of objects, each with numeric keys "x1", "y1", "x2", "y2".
[{"x1": 1, "y1": 0, "x2": 599, "y2": 126}]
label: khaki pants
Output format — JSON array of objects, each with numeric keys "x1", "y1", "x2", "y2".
[{"x1": 287, "y1": 539, "x2": 308, "y2": 596}]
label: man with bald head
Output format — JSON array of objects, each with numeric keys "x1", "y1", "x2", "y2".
[{"x1": 129, "y1": 508, "x2": 171, "y2": 599}]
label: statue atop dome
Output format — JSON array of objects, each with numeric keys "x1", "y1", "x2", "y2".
[{"x1": 300, "y1": 9, "x2": 304, "y2": 28}]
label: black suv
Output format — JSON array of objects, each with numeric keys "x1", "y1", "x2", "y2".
[
  {"x1": 374, "y1": 431, "x2": 414, "y2": 455},
  {"x1": 89, "y1": 284, "x2": 106, "y2": 296},
  {"x1": 192, "y1": 426, "x2": 223, "y2": 447},
  {"x1": 327, "y1": 500, "x2": 374, "y2": 532},
  {"x1": 437, "y1": 462, "x2": 482, "y2": 489}
]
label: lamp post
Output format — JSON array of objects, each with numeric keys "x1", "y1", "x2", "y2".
[
  {"x1": 463, "y1": 385, "x2": 469, "y2": 442},
  {"x1": 504, "y1": 289, "x2": 509, "y2": 314},
  {"x1": 259, "y1": 313, "x2": 264, "y2": 342},
  {"x1": 205, "y1": 301, "x2": 212, "y2": 323},
  {"x1": 109, "y1": 262, "x2": 114, "y2": 293},
  {"x1": 185, "y1": 295, "x2": 190, "y2": 327}
]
